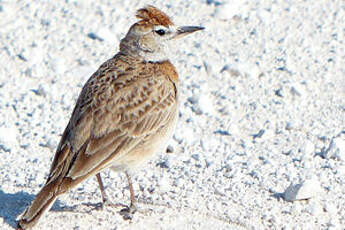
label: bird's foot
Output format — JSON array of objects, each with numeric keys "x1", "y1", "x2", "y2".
[
  {"x1": 84, "y1": 199, "x2": 127, "y2": 212},
  {"x1": 82, "y1": 201, "x2": 104, "y2": 211},
  {"x1": 119, "y1": 203, "x2": 137, "y2": 220},
  {"x1": 103, "y1": 200, "x2": 128, "y2": 209}
]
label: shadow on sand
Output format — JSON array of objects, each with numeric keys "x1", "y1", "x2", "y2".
[
  {"x1": 0, "y1": 188, "x2": 131, "y2": 228},
  {"x1": 0, "y1": 190, "x2": 34, "y2": 228},
  {"x1": 0, "y1": 189, "x2": 68, "y2": 228}
]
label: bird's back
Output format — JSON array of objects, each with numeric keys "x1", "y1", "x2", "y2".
[{"x1": 48, "y1": 52, "x2": 179, "y2": 186}]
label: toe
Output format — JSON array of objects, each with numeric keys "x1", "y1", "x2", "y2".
[{"x1": 120, "y1": 205, "x2": 137, "y2": 220}]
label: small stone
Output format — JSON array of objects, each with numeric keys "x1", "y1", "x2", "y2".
[
  {"x1": 283, "y1": 177, "x2": 322, "y2": 202},
  {"x1": 205, "y1": 159, "x2": 213, "y2": 168},
  {"x1": 290, "y1": 203, "x2": 302, "y2": 214},
  {"x1": 303, "y1": 140, "x2": 315, "y2": 155},
  {"x1": 17, "y1": 53, "x2": 28, "y2": 62},
  {"x1": 31, "y1": 84, "x2": 48, "y2": 97},
  {"x1": 187, "y1": 95, "x2": 198, "y2": 105},
  {"x1": 173, "y1": 133, "x2": 183, "y2": 144},
  {"x1": 50, "y1": 58, "x2": 66, "y2": 74},
  {"x1": 327, "y1": 218, "x2": 340, "y2": 229},
  {"x1": 305, "y1": 200, "x2": 323, "y2": 216},
  {"x1": 285, "y1": 120, "x2": 300, "y2": 130},
  {"x1": 183, "y1": 127, "x2": 196, "y2": 145},
  {"x1": 274, "y1": 88, "x2": 284, "y2": 97},
  {"x1": 220, "y1": 64, "x2": 241, "y2": 77},
  {"x1": 216, "y1": 1, "x2": 248, "y2": 20},
  {"x1": 337, "y1": 164, "x2": 345, "y2": 175},
  {"x1": 159, "y1": 175, "x2": 171, "y2": 192},
  {"x1": 87, "y1": 32, "x2": 104, "y2": 41},
  {"x1": 166, "y1": 144, "x2": 174, "y2": 153},
  {"x1": 197, "y1": 92, "x2": 214, "y2": 115},
  {"x1": 96, "y1": 27, "x2": 115, "y2": 43},
  {"x1": 191, "y1": 154, "x2": 200, "y2": 161},
  {"x1": 214, "y1": 130, "x2": 230, "y2": 136},
  {"x1": 323, "y1": 202, "x2": 337, "y2": 214},
  {"x1": 290, "y1": 83, "x2": 307, "y2": 97},
  {"x1": 0, "y1": 126, "x2": 18, "y2": 152},
  {"x1": 326, "y1": 136, "x2": 345, "y2": 160},
  {"x1": 157, "y1": 154, "x2": 177, "y2": 169},
  {"x1": 252, "y1": 129, "x2": 265, "y2": 140},
  {"x1": 173, "y1": 177, "x2": 183, "y2": 187},
  {"x1": 206, "y1": 0, "x2": 221, "y2": 6},
  {"x1": 203, "y1": 61, "x2": 213, "y2": 76},
  {"x1": 156, "y1": 160, "x2": 169, "y2": 169},
  {"x1": 40, "y1": 137, "x2": 57, "y2": 151},
  {"x1": 200, "y1": 136, "x2": 219, "y2": 152}
]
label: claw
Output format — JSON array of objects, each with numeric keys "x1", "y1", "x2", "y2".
[{"x1": 120, "y1": 203, "x2": 137, "y2": 220}]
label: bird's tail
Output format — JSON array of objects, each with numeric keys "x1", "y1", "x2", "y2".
[{"x1": 17, "y1": 180, "x2": 61, "y2": 230}]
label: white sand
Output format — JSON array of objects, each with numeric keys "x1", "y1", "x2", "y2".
[{"x1": 1, "y1": 0, "x2": 344, "y2": 229}]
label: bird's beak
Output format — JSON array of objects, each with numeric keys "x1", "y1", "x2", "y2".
[{"x1": 173, "y1": 26, "x2": 204, "y2": 39}]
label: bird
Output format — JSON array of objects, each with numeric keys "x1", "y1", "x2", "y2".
[{"x1": 17, "y1": 5, "x2": 204, "y2": 229}]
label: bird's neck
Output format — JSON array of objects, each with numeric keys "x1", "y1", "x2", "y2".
[{"x1": 119, "y1": 37, "x2": 168, "y2": 63}]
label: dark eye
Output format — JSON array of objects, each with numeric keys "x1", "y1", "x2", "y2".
[{"x1": 155, "y1": 29, "x2": 166, "y2": 36}]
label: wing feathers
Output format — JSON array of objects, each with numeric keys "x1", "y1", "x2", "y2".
[{"x1": 48, "y1": 58, "x2": 177, "y2": 185}]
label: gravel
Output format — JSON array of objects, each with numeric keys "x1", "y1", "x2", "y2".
[{"x1": 1, "y1": 0, "x2": 345, "y2": 229}]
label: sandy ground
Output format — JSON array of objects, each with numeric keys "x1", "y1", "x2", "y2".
[{"x1": 1, "y1": 0, "x2": 345, "y2": 229}]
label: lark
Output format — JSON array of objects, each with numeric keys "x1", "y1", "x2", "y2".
[{"x1": 17, "y1": 5, "x2": 203, "y2": 229}]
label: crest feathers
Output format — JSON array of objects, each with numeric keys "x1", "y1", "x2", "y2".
[{"x1": 136, "y1": 5, "x2": 173, "y2": 27}]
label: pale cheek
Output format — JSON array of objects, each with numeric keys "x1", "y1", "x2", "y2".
[
  {"x1": 164, "y1": 39, "x2": 174, "y2": 53},
  {"x1": 139, "y1": 35, "x2": 158, "y2": 51}
]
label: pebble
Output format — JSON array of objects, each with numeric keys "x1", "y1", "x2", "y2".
[
  {"x1": 323, "y1": 202, "x2": 337, "y2": 214},
  {"x1": 283, "y1": 177, "x2": 322, "y2": 202},
  {"x1": 197, "y1": 92, "x2": 214, "y2": 115},
  {"x1": 50, "y1": 58, "x2": 66, "y2": 75},
  {"x1": 220, "y1": 64, "x2": 241, "y2": 77},
  {"x1": 191, "y1": 153, "x2": 200, "y2": 161},
  {"x1": 40, "y1": 136, "x2": 57, "y2": 151},
  {"x1": 87, "y1": 32, "x2": 104, "y2": 41},
  {"x1": 290, "y1": 83, "x2": 307, "y2": 97},
  {"x1": 303, "y1": 140, "x2": 315, "y2": 155},
  {"x1": 200, "y1": 136, "x2": 219, "y2": 152},
  {"x1": 166, "y1": 144, "x2": 174, "y2": 153},
  {"x1": 202, "y1": 60, "x2": 213, "y2": 76},
  {"x1": 96, "y1": 27, "x2": 116, "y2": 44},
  {"x1": 187, "y1": 95, "x2": 198, "y2": 105},
  {"x1": 188, "y1": 91, "x2": 214, "y2": 115},
  {"x1": 174, "y1": 126, "x2": 197, "y2": 145},
  {"x1": 173, "y1": 177, "x2": 183, "y2": 187},
  {"x1": 325, "y1": 136, "x2": 345, "y2": 161},
  {"x1": 305, "y1": 200, "x2": 323, "y2": 216},
  {"x1": 31, "y1": 84, "x2": 48, "y2": 97},
  {"x1": 0, "y1": 126, "x2": 18, "y2": 152},
  {"x1": 337, "y1": 164, "x2": 345, "y2": 176},
  {"x1": 159, "y1": 175, "x2": 171, "y2": 192},
  {"x1": 216, "y1": 0, "x2": 249, "y2": 20}
]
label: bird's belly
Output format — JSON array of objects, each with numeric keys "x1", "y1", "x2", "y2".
[{"x1": 110, "y1": 109, "x2": 178, "y2": 171}]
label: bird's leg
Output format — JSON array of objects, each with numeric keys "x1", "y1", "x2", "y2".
[
  {"x1": 92, "y1": 173, "x2": 127, "y2": 210},
  {"x1": 84, "y1": 173, "x2": 108, "y2": 210},
  {"x1": 126, "y1": 171, "x2": 137, "y2": 210},
  {"x1": 96, "y1": 173, "x2": 108, "y2": 204},
  {"x1": 120, "y1": 171, "x2": 137, "y2": 220}
]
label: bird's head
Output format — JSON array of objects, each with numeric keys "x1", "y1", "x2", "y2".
[{"x1": 120, "y1": 5, "x2": 204, "y2": 62}]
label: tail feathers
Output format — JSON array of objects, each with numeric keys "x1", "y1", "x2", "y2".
[{"x1": 17, "y1": 181, "x2": 60, "y2": 230}]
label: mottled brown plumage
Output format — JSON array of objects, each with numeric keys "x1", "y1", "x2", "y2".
[
  {"x1": 136, "y1": 5, "x2": 174, "y2": 26},
  {"x1": 18, "y1": 5, "x2": 203, "y2": 229}
]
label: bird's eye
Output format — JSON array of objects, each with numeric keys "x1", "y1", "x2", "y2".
[{"x1": 155, "y1": 29, "x2": 166, "y2": 36}]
